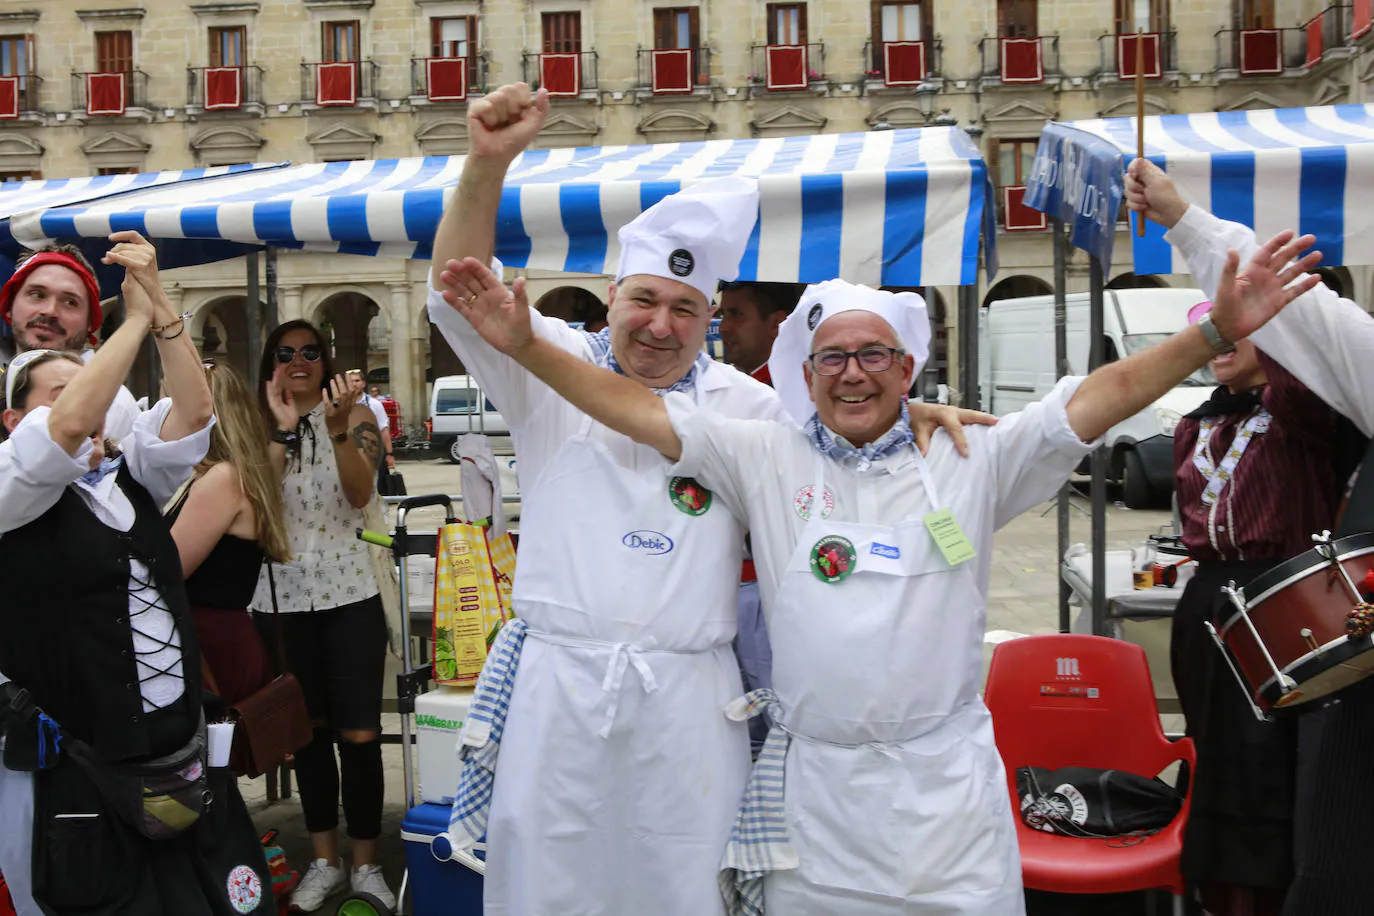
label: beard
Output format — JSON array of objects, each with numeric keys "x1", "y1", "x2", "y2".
[{"x1": 16, "y1": 320, "x2": 86, "y2": 353}]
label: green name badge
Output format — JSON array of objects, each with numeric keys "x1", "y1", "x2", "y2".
[{"x1": 923, "y1": 508, "x2": 976, "y2": 566}]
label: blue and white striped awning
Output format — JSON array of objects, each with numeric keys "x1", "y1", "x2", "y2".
[
  {"x1": 1, "y1": 129, "x2": 995, "y2": 288},
  {"x1": 1032, "y1": 104, "x2": 1374, "y2": 275}
]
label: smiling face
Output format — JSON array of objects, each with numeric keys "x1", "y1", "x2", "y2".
[
  {"x1": 606, "y1": 274, "x2": 714, "y2": 387},
  {"x1": 1209, "y1": 338, "x2": 1267, "y2": 393},
  {"x1": 276, "y1": 327, "x2": 326, "y2": 400},
  {"x1": 10, "y1": 265, "x2": 92, "y2": 352},
  {"x1": 804, "y1": 311, "x2": 915, "y2": 447}
]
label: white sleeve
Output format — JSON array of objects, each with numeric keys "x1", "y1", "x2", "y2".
[
  {"x1": 665, "y1": 392, "x2": 780, "y2": 523},
  {"x1": 0, "y1": 407, "x2": 92, "y2": 535},
  {"x1": 1168, "y1": 205, "x2": 1374, "y2": 437},
  {"x1": 121, "y1": 398, "x2": 214, "y2": 508},
  {"x1": 986, "y1": 376, "x2": 1099, "y2": 530},
  {"x1": 103, "y1": 385, "x2": 143, "y2": 444},
  {"x1": 426, "y1": 284, "x2": 595, "y2": 429},
  {"x1": 366, "y1": 398, "x2": 389, "y2": 432}
]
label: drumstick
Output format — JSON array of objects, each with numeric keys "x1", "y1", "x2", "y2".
[{"x1": 1135, "y1": 27, "x2": 1147, "y2": 238}]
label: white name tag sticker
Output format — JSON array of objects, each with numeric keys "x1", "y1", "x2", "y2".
[{"x1": 923, "y1": 508, "x2": 976, "y2": 566}]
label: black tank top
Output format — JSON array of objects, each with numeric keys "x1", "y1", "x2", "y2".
[{"x1": 166, "y1": 478, "x2": 266, "y2": 610}]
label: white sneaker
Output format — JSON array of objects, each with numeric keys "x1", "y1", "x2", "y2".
[
  {"x1": 290, "y1": 858, "x2": 346, "y2": 913},
  {"x1": 350, "y1": 863, "x2": 397, "y2": 911}
]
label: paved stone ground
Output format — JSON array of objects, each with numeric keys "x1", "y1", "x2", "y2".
[{"x1": 243, "y1": 456, "x2": 1175, "y2": 915}]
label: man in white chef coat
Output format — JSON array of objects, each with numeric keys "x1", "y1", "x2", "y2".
[
  {"x1": 436, "y1": 222, "x2": 1318, "y2": 914},
  {"x1": 430, "y1": 82, "x2": 981, "y2": 916},
  {"x1": 1127, "y1": 156, "x2": 1374, "y2": 916}
]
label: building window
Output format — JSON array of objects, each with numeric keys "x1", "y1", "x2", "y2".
[
  {"x1": 0, "y1": 170, "x2": 39, "y2": 182},
  {"x1": 1116, "y1": 0, "x2": 1167, "y2": 33},
  {"x1": 209, "y1": 25, "x2": 245, "y2": 67},
  {"x1": 1240, "y1": 0, "x2": 1274, "y2": 29},
  {"x1": 95, "y1": 30, "x2": 133, "y2": 106},
  {"x1": 877, "y1": 1, "x2": 923, "y2": 41},
  {"x1": 0, "y1": 34, "x2": 30, "y2": 79},
  {"x1": 542, "y1": 12, "x2": 582, "y2": 53},
  {"x1": 767, "y1": 3, "x2": 807, "y2": 45},
  {"x1": 653, "y1": 7, "x2": 699, "y2": 48},
  {"x1": 322, "y1": 20, "x2": 360, "y2": 62},
  {"x1": 431, "y1": 16, "x2": 476, "y2": 58},
  {"x1": 996, "y1": 0, "x2": 1037, "y2": 37},
  {"x1": 994, "y1": 138, "x2": 1036, "y2": 188},
  {"x1": 97, "y1": 166, "x2": 138, "y2": 176}
]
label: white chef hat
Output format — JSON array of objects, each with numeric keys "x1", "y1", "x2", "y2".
[
  {"x1": 616, "y1": 176, "x2": 760, "y2": 305},
  {"x1": 769, "y1": 279, "x2": 930, "y2": 426}
]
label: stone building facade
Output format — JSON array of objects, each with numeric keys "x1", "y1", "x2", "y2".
[{"x1": 0, "y1": 0, "x2": 1369, "y2": 425}]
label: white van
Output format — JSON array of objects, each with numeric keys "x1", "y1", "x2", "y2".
[
  {"x1": 978, "y1": 287, "x2": 1214, "y2": 509},
  {"x1": 428, "y1": 374, "x2": 510, "y2": 462}
]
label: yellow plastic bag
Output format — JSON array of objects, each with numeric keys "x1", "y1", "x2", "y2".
[{"x1": 432, "y1": 523, "x2": 516, "y2": 686}]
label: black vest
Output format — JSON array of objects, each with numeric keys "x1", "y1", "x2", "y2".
[{"x1": 0, "y1": 461, "x2": 200, "y2": 761}]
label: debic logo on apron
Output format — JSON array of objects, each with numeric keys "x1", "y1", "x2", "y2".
[{"x1": 669, "y1": 476, "x2": 712, "y2": 516}]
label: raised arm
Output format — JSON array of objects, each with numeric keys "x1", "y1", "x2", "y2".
[
  {"x1": 444, "y1": 257, "x2": 683, "y2": 459},
  {"x1": 323, "y1": 374, "x2": 378, "y2": 509},
  {"x1": 1065, "y1": 230, "x2": 1320, "y2": 441},
  {"x1": 102, "y1": 231, "x2": 213, "y2": 441},
  {"x1": 429, "y1": 83, "x2": 549, "y2": 289}
]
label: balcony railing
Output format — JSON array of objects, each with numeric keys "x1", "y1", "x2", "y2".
[
  {"x1": 186, "y1": 65, "x2": 264, "y2": 111},
  {"x1": 1095, "y1": 31, "x2": 1177, "y2": 79},
  {"x1": 0, "y1": 75, "x2": 42, "y2": 119},
  {"x1": 635, "y1": 48, "x2": 711, "y2": 94},
  {"x1": 1213, "y1": 27, "x2": 1309, "y2": 74},
  {"x1": 72, "y1": 70, "x2": 149, "y2": 115},
  {"x1": 411, "y1": 56, "x2": 487, "y2": 100},
  {"x1": 864, "y1": 38, "x2": 942, "y2": 85},
  {"x1": 979, "y1": 36, "x2": 1059, "y2": 84},
  {"x1": 521, "y1": 51, "x2": 599, "y2": 97},
  {"x1": 300, "y1": 60, "x2": 377, "y2": 107},
  {"x1": 748, "y1": 42, "x2": 827, "y2": 91}
]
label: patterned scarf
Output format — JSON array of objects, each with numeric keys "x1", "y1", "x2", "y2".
[
  {"x1": 582, "y1": 328, "x2": 709, "y2": 397},
  {"x1": 804, "y1": 398, "x2": 914, "y2": 464}
]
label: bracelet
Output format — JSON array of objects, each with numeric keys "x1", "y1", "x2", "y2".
[
  {"x1": 1196, "y1": 312, "x2": 1236, "y2": 354},
  {"x1": 149, "y1": 311, "x2": 191, "y2": 340},
  {"x1": 330, "y1": 430, "x2": 349, "y2": 444},
  {"x1": 270, "y1": 428, "x2": 299, "y2": 445}
]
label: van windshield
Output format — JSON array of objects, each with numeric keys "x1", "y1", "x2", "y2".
[{"x1": 1121, "y1": 334, "x2": 1217, "y2": 387}]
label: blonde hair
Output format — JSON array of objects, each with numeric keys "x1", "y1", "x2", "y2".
[{"x1": 199, "y1": 362, "x2": 292, "y2": 563}]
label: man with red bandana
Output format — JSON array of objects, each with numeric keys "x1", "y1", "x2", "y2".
[{"x1": 1, "y1": 244, "x2": 142, "y2": 442}]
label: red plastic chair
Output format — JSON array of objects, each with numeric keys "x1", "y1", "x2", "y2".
[{"x1": 983, "y1": 634, "x2": 1194, "y2": 896}]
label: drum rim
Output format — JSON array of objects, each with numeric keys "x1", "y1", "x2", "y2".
[
  {"x1": 1230, "y1": 533, "x2": 1374, "y2": 621},
  {"x1": 1256, "y1": 631, "x2": 1374, "y2": 708}
]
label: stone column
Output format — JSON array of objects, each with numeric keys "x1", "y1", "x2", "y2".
[
  {"x1": 388, "y1": 280, "x2": 422, "y2": 436},
  {"x1": 279, "y1": 286, "x2": 305, "y2": 323}
]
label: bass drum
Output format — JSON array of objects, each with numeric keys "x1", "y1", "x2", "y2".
[{"x1": 1219, "y1": 532, "x2": 1374, "y2": 711}]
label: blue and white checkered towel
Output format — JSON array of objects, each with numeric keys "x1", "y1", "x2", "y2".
[
  {"x1": 448, "y1": 617, "x2": 528, "y2": 847},
  {"x1": 718, "y1": 689, "x2": 799, "y2": 916}
]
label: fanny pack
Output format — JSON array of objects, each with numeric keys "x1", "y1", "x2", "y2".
[
  {"x1": 64, "y1": 716, "x2": 209, "y2": 841},
  {"x1": 1016, "y1": 765, "x2": 1182, "y2": 842}
]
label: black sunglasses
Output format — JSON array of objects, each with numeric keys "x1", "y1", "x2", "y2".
[{"x1": 275, "y1": 344, "x2": 323, "y2": 365}]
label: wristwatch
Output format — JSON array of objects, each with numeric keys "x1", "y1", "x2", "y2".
[{"x1": 1196, "y1": 312, "x2": 1236, "y2": 354}]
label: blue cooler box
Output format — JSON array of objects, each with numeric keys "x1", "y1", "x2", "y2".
[{"x1": 400, "y1": 803, "x2": 485, "y2": 915}]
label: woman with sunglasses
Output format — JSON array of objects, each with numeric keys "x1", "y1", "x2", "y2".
[
  {"x1": 167, "y1": 361, "x2": 291, "y2": 707},
  {"x1": 250, "y1": 320, "x2": 394, "y2": 913}
]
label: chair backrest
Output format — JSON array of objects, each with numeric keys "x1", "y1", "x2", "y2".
[{"x1": 984, "y1": 634, "x2": 1181, "y2": 778}]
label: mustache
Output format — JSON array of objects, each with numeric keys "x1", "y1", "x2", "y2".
[{"x1": 25, "y1": 317, "x2": 62, "y2": 332}]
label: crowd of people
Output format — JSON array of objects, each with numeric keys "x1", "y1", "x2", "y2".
[{"x1": 0, "y1": 78, "x2": 1371, "y2": 916}]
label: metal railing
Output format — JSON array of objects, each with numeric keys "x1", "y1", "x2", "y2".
[
  {"x1": 185, "y1": 65, "x2": 265, "y2": 110},
  {"x1": 71, "y1": 70, "x2": 150, "y2": 112},
  {"x1": 1213, "y1": 27, "x2": 1307, "y2": 73},
  {"x1": 300, "y1": 60, "x2": 378, "y2": 105},
  {"x1": 1094, "y1": 31, "x2": 1178, "y2": 78},
  {"x1": 978, "y1": 36, "x2": 1060, "y2": 81},
  {"x1": 747, "y1": 42, "x2": 828, "y2": 87},
  {"x1": 634, "y1": 47, "x2": 712, "y2": 93},
  {"x1": 410, "y1": 55, "x2": 488, "y2": 99},
  {"x1": 863, "y1": 38, "x2": 943, "y2": 83},
  {"x1": 521, "y1": 50, "x2": 599, "y2": 94}
]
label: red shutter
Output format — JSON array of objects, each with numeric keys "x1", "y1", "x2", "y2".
[
  {"x1": 540, "y1": 53, "x2": 580, "y2": 96},
  {"x1": 1354, "y1": 0, "x2": 1372, "y2": 40},
  {"x1": 204, "y1": 66, "x2": 242, "y2": 109},
  {"x1": 0, "y1": 77, "x2": 17, "y2": 119},
  {"x1": 766, "y1": 44, "x2": 808, "y2": 90},
  {"x1": 999, "y1": 36, "x2": 1043, "y2": 82},
  {"x1": 651, "y1": 48, "x2": 693, "y2": 93},
  {"x1": 883, "y1": 41, "x2": 926, "y2": 85},
  {"x1": 1305, "y1": 12, "x2": 1324, "y2": 68},
  {"x1": 1239, "y1": 29, "x2": 1282, "y2": 75},
  {"x1": 1116, "y1": 32, "x2": 1162, "y2": 80},
  {"x1": 1002, "y1": 186, "x2": 1046, "y2": 231},
  {"x1": 316, "y1": 61, "x2": 357, "y2": 106},
  {"x1": 427, "y1": 57, "x2": 467, "y2": 100},
  {"x1": 87, "y1": 72, "x2": 126, "y2": 115}
]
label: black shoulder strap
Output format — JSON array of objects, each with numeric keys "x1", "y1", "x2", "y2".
[{"x1": 1336, "y1": 421, "x2": 1374, "y2": 538}]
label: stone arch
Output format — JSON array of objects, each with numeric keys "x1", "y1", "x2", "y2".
[
  {"x1": 983, "y1": 274, "x2": 1052, "y2": 305},
  {"x1": 311, "y1": 288, "x2": 385, "y2": 378},
  {"x1": 1107, "y1": 272, "x2": 1169, "y2": 289},
  {"x1": 534, "y1": 285, "x2": 607, "y2": 330},
  {"x1": 194, "y1": 294, "x2": 253, "y2": 378},
  {"x1": 1314, "y1": 265, "x2": 1353, "y2": 299}
]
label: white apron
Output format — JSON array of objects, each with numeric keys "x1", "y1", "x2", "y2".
[
  {"x1": 484, "y1": 405, "x2": 751, "y2": 916},
  {"x1": 764, "y1": 449, "x2": 1024, "y2": 915}
]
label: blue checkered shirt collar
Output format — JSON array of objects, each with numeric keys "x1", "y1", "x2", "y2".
[
  {"x1": 803, "y1": 398, "x2": 914, "y2": 465},
  {"x1": 581, "y1": 327, "x2": 710, "y2": 397}
]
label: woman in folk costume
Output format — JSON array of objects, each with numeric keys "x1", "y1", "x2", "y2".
[
  {"x1": 0, "y1": 232, "x2": 274, "y2": 916},
  {"x1": 436, "y1": 226, "x2": 1317, "y2": 914},
  {"x1": 1167, "y1": 299, "x2": 1348, "y2": 915}
]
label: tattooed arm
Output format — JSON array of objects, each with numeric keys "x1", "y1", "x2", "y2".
[{"x1": 330, "y1": 401, "x2": 378, "y2": 508}]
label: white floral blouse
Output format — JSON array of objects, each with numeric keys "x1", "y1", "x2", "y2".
[{"x1": 251, "y1": 402, "x2": 378, "y2": 613}]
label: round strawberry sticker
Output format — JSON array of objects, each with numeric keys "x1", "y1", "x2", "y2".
[
  {"x1": 669, "y1": 477, "x2": 712, "y2": 516},
  {"x1": 810, "y1": 535, "x2": 856, "y2": 583}
]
